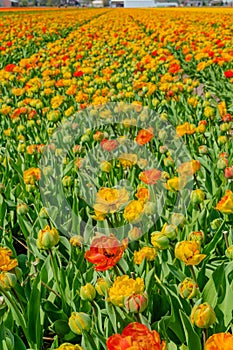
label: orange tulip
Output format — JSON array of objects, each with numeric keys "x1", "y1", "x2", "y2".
[
  {"x1": 107, "y1": 322, "x2": 166, "y2": 350},
  {"x1": 205, "y1": 333, "x2": 233, "y2": 350}
]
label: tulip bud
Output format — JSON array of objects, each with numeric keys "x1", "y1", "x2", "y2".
[
  {"x1": 188, "y1": 231, "x2": 205, "y2": 244},
  {"x1": 80, "y1": 134, "x2": 90, "y2": 143},
  {"x1": 0, "y1": 272, "x2": 17, "y2": 290},
  {"x1": 143, "y1": 201, "x2": 156, "y2": 215},
  {"x1": 161, "y1": 171, "x2": 170, "y2": 181},
  {"x1": 160, "y1": 113, "x2": 167, "y2": 121},
  {"x1": 163, "y1": 157, "x2": 174, "y2": 167},
  {"x1": 158, "y1": 129, "x2": 167, "y2": 140},
  {"x1": 47, "y1": 110, "x2": 60, "y2": 122},
  {"x1": 17, "y1": 202, "x2": 29, "y2": 215},
  {"x1": 151, "y1": 232, "x2": 169, "y2": 250},
  {"x1": 152, "y1": 98, "x2": 159, "y2": 107},
  {"x1": 39, "y1": 207, "x2": 49, "y2": 219},
  {"x1": 220, "y1": 123, "x2": 230, "y2": 132},
  {"x1": 224, "y1": 166, "x2": 233, "y2": 179},
  {"x1": 218, "y1": 135, "x2": 227, "y2": 145},
  {"x1": 43, "y1": 166, "x2": 53, "y2": 176},
  {"x1": 47, "y1": 128, "x2": 54, "y2": 136},
  {"x1": 191, "y1": 303, "x2": 216, "y2": 328},
  {"x1": 198, "y1": 145, "x2": 209, "y2": 155},
  {"x1": 17, "y1": 143, "x2": 26, "y2": 153},
  {"x1": 191, "y1": 189, "x2": 205, "y2": 204},
  {"x1": 26, "y1": 184, "x2": 35, "y2": 192},
  {"x1": 171, "y1": 213, "x2": 185, "y2": 227},
  {"x1": 124, "y1": 292, "x2": 148, "y2": 313},
  {"x1": 179, "y1": 278, "x2": 199, "y2": 300},
  {"x1": 159, "y1": 145, "x2": 168, "y2": 154},
  {"x1": 162, "y1": 224, "x2": 178, "y2": 240},
  {"x1": 128, "y1": 227, "x2": 142, "y2": 241},
  {"x1": 70, "y1": 235, "x2": 84, "y2": 248},
  {"x1": 219, "y1": 152, "x2": 229, "y2": 158},
  {"x1": 17, "y1": 125, "x2": 25, "y2": 133},
  {"x1": 100, "y1": 161, "x2": 112, "y2": 173},
  {"x1": 27, "y1": 120, "x2": 35, "y2": 128},
  {"x1": 37, "y1": 225, "x2": 60, "y2": 250},
  {"x1": 62, "y1": 176, "x2": 72, "y2": 187},
  {"x1": 95, "y1": 278, "x2": 111, "y2": 296},
  {"x1": 55, "y1": 344, "x2": 82, "y2": 350},
  {"x1": 210, "y1": 218, "x2": 223, "y2": 231},
  {"x1": 68, "y1": 312, "x2": 91, "y2": 335},
  {"x1": 80, "y1": 283, "x2": 96, "y2": 301},
  {"x1": 196, "y1": 124, "x2": 206, "y2": 133},
  {"x1": 73, "y1": 145, "x2": 81, "y2": 154},
  {"x1": 226, "y1": 245, "x2": 233, "y2": 260},
  {"x1": 122, "y1": 118, "x2": 136, "y2": 128},
  {"x1": 217, "y1": 158, "x2": 228, "y2": 170}
]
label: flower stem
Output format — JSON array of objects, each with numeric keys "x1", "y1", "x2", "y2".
[
  {"x1": 193, "y1": 173, "x2": 200, "y2": 189},
  {"x1": 134, "y1": 313, "x2": 141, "y2": 323},
  {"x1": 202, "y1": 328, "x2": 208, "y2": 349},
  {"x1": 223, "y1": 231, "x2": 230, "y2": 248},
  {"x1": 190, "y1": 265, "x2": 197, "y2": 282}
]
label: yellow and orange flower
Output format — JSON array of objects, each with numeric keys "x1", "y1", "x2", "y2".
[
  {"x1": 205, "y1": 333, "x2": 233, "y2": 350},
  {"x1": 0, "y1": 247, "x2": 18, "y2": 272},
  {"x1": 136, "y1": 127, "x2": 154, "y2": 146},
  {"x1": 85, "y1": 234, "x2": 128, "y2": 271},
  {"x1": 176, "y1": 122, "x2": 196, "y2": 137},
  {"x1": 123, "y1": 200, "x2": 144, "y2": 223},
  {"x1": 107, "y1": 322, "x2": 166, "y2": 350},
  {"x1": 93, "y1": 187, "x2": 129, "y2": 220},
  {"x1": 134, "y1": 246, "x2": 157, "y2": 264},
  {"x1": 108, "y1": 275, "x2": 144, "y2": 307},
  {"x1": 139, "y1": 168, "x2": 161, "y2": 185},
  {"x1": 175, "y1": 240, "x2": 206, "y2": 266},
  {"x1": 215, "y1": 190, "x2": 233, "y2": 214},
  {"x1": 166, "y1": 176, "x2": 187, "y2": 192},
  {"x1": 23, "y1": 167, "x2": 41, "y2": 185},
  {"x1": 177, "y1": 160, "x2": 201, "y2": 176}
]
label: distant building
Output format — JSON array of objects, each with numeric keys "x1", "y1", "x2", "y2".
[
  {"x1": 92, "y1": 0, "x2": 109, "y2": 5},
  {"x1": 0, "y1": 0, "x2": 18, "y2": 6},
  {"x1": 110, "y1": 0, "x2": 124, "y2": 6},
  {"x1": 154, "y1": 1, "x2": 178, "y2": 5},
  {"x1": 124, "y1": 0, "x2": 154, "y2": 7}
]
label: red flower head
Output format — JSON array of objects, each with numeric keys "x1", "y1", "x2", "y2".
[
  {"x1": 136, "y1": 127, "x2": 154, "y2": 146},
  {"x1": 224, "y1": 166, "x2": 233, "y2": 179},
  {"x1": 84, "y1": 234, "x2": 128, "y2": 271},
  {"x1": 100, "y1": 139, "x2": 118, "y2": 152},
  {"x1": 222, "y1": 114, "x2": 232, "y2": 122},
  {"x1": 107, "y1": 322, "x2": 166, "y2": 350},
  {"x1": 139, "y1": 168, "x2": 161, "y2": 185},
  {"x1": 224, "y1": 70, "x2": 233, "y2": 78},
  {"x1": 74, "y1": 70, "x2": 84, "y2": 77},
  {"x1": 5, "y1": 64, "x2": 16, "y2": 72}
]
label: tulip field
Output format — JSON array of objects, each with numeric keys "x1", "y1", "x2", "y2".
[{"x1": 1, "y1": 6, "x2": 233, "y2": 350}]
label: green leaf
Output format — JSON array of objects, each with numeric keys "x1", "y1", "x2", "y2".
[
  {"x1": 82, "y1": 330, "x2": 98, "y2": 350},
  {"x1": 105, "y1": 302, "x2": 117, "y2": 333},
  {"x1": 202, "y1": 263, "x2": 225, "y2": 309},
  {"x1": 27, "y1": 275, "x2": 43, "y2": 350},
  {"x1": 13, "y1": 334, "x2": 27, "y2": 350},
  {"x1": 179, "y1": 310, "x2": 202, "y2": 350}
]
